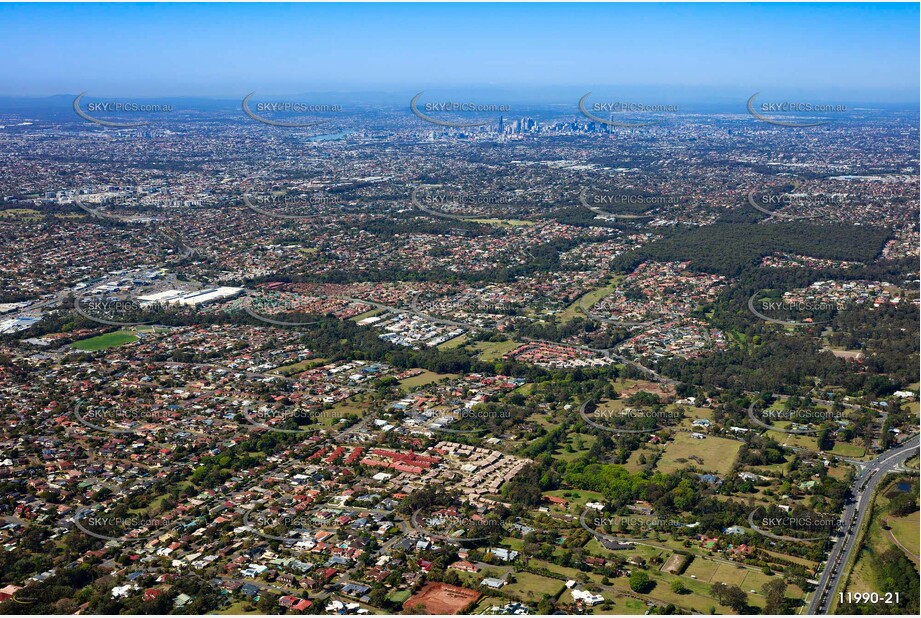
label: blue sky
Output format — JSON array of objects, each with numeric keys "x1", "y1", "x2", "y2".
[{"x1": 0, "y1": 2, "x2": 917, "y2": 102}]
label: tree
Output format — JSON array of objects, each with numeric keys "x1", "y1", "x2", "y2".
[
  {"x1": 670, "y1": 580, "x2": 689, "y2": 594},
  {"x1": 629, "y1": 571, "x2": 654, "y2": 594},
  {"x1": 710, "y1": 583, "x2": 748, "y2": 612},
  {"x1": 762, "y1": 579, "x2": 787, "y2": 614}
]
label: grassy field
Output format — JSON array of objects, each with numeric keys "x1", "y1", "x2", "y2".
[
  {"x1": 70, "y1": 330, "x2": 138, "y2": 351},
  {"x1": 829, "y1": 441, "x2": 867, "y2": 458},
  {"x1": 623, "y1": 446, "x2": 661, "y2": 472},
  {"x1": 887, "y1": 510, "x2": 920, "y2": 563},
  {"x1": 542, "y1": 489, "x2": 607, "y2": 510},
  {"x1": 655, "y1": 432, "x2": 743, "y2": 475},
  {"x1": 525, "y1": 411, "x2": 557, "y2": 430},
  {"x1": 471, "y1": 339, "x2": 522, "y2": 361},
  {"x1": 215, "y1": 600, "x2": 259, "y2": 614},
  {"x1": 504, "y1": 571, "x2": 566, "y2": 601},
  {"x1": 399, "y1": 370, "x2": 458, "y2": 391},
  {"x1": 604, "y1": 554, "x2": 804, "y2": 613},
  {"x1": 386, "y1": 590, "x2": 411, "y2": 604},
  {"x1": 0, "y1": 208, "x2": 43, "y2": 220},
  {"x1": 322, "y1": 397, "x2": 368, "y2": 424},
  {"x1": 589, "y1": 596, "x2": 648, "y2": 615},
  {"x1": 271, "y1": 358, "x2": 326, "y2": 376},
  {"x1": 553, "y1": 432, "x2": 597, "y2": 462},
  {"x1": 558, "y1": 277, "x2": 621, "y2": 322},
  {"x1": 350, "y1": 308, "x2": 386, "y2": 322},
  {"x1": 437, "y1": 333, "x2": 468, "y2": 349}
]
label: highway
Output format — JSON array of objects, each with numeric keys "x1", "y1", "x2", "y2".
[{"x1": 805, "y1": 433, "x2": 919, "y2": 615}]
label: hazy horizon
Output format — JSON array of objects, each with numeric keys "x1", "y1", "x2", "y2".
[{"x1": 0, "y1": 2, "x2": 917, "y2": 102}]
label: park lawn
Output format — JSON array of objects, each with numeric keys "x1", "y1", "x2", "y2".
[
  {"x1": 526, "y1": 412, "x2": 557, "y2": 430},
  {"x1": 583, "y1": 595, "x2": 648, "y2": 615},
  {"x1": 887, "y1": 510, "x2": 920, "y2": 562},
  {"x1": 399, "y1": 370, "x2": 458, "y2": 391},
  {"x1": 593, "y1": 398, "x2": 626, "y2": 413},
  {"x1": 215, "y1": 600, "x2": 260, "y2": 614},
  {"x1": 500, "y1": 536, "x2": 525, "y2": 551},
  {"x1": 585, "y1": 539, "x2": 667, "y2": 564},
  {"x1": 386, "y1": 590, "x2": 411, "y2": 604},
  {"x1": 0, "y1": 208, "x2": 43, "y2": 220},
  {"x1": 746, "y1": 454, "x2": 792, "y2": 474},
  {"x1": 766, "y1": 430, "x2": 823, "y2": 452},
  {"x1": 827, "y1": 465, "x2": 852, "y2": 480},
  {"x1": 542, "y1": 489, "x2": 606, "y2": 510},
  {"x1": 671, "y1": 405, "x2": 713, "y2": 421},
  {"x1": 437, "y1": 333, "x2": 468, "y2": 349},
  {"x1": 472, "y1": 339, "x2": 523, "y2": 361},
  {"x1": 271, "y1": 358, "x2": 326, "y2": 376},
  {"x1": 504, "y1": 571, "x2": 566, "y2": 601},
  {"x1": 682, "y1": 555, "x2": 720, "y2": 582},
  {"x1": 525, "y1": 558, "x2": 606, "y2": 586},
  {"x1": 554, "y1": 432, "x2": 597, "y2": 463},
  {"x1": 830, "y1": 442, "x2": 866, "y2": 458},
  {"x1": 606, "y1": 572, "x2": 723, "y2": 614},
  {"x1": 708, "y1": 562, "x2": 748, "y2": 587},
  {"x1": 558, "y1": 588, "x2": 648, "y2": 615},
  {"x1": 906, "y1": 400, "x2": 919, "y2": 417},
  {"x1": 128, "y1": 481, "x2": 193, "y2": 515},
  {"x1": 350, "y1": 308, "x2": 385, "y2": 322},
  {"x1": 322, "y1": 398, "x2": 368, "y2": 424},
  {"x1": 655, "y1": 433, "x2": 743, "y2": 475},
  {"x1": 474, "y1": 597, "x2": 509, "y2": 613},
  {"x1": 558, "y1": 278, "x2": 621, "y2": 322},
  {"x1": 71, "y1": 330, "x2": 138, "y2": 351},
  {"x1": 512, "y1": 382, "x2": 535, "y2": 396},
  {"x1": 623, "y1": 446, "x2": 661, "y2": 473}
]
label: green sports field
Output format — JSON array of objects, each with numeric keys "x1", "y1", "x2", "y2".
[{"x1": 70, "y1": 330, "x2": 139, "y2": 351}]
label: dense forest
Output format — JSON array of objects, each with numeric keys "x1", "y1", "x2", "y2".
[{"x1": 612, "y1": 221, "x2": 890, "y2": 277}]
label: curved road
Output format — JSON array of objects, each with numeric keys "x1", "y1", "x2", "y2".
[{"x1": 806, "y1": 433, "x2": 919, "y2": 615}]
